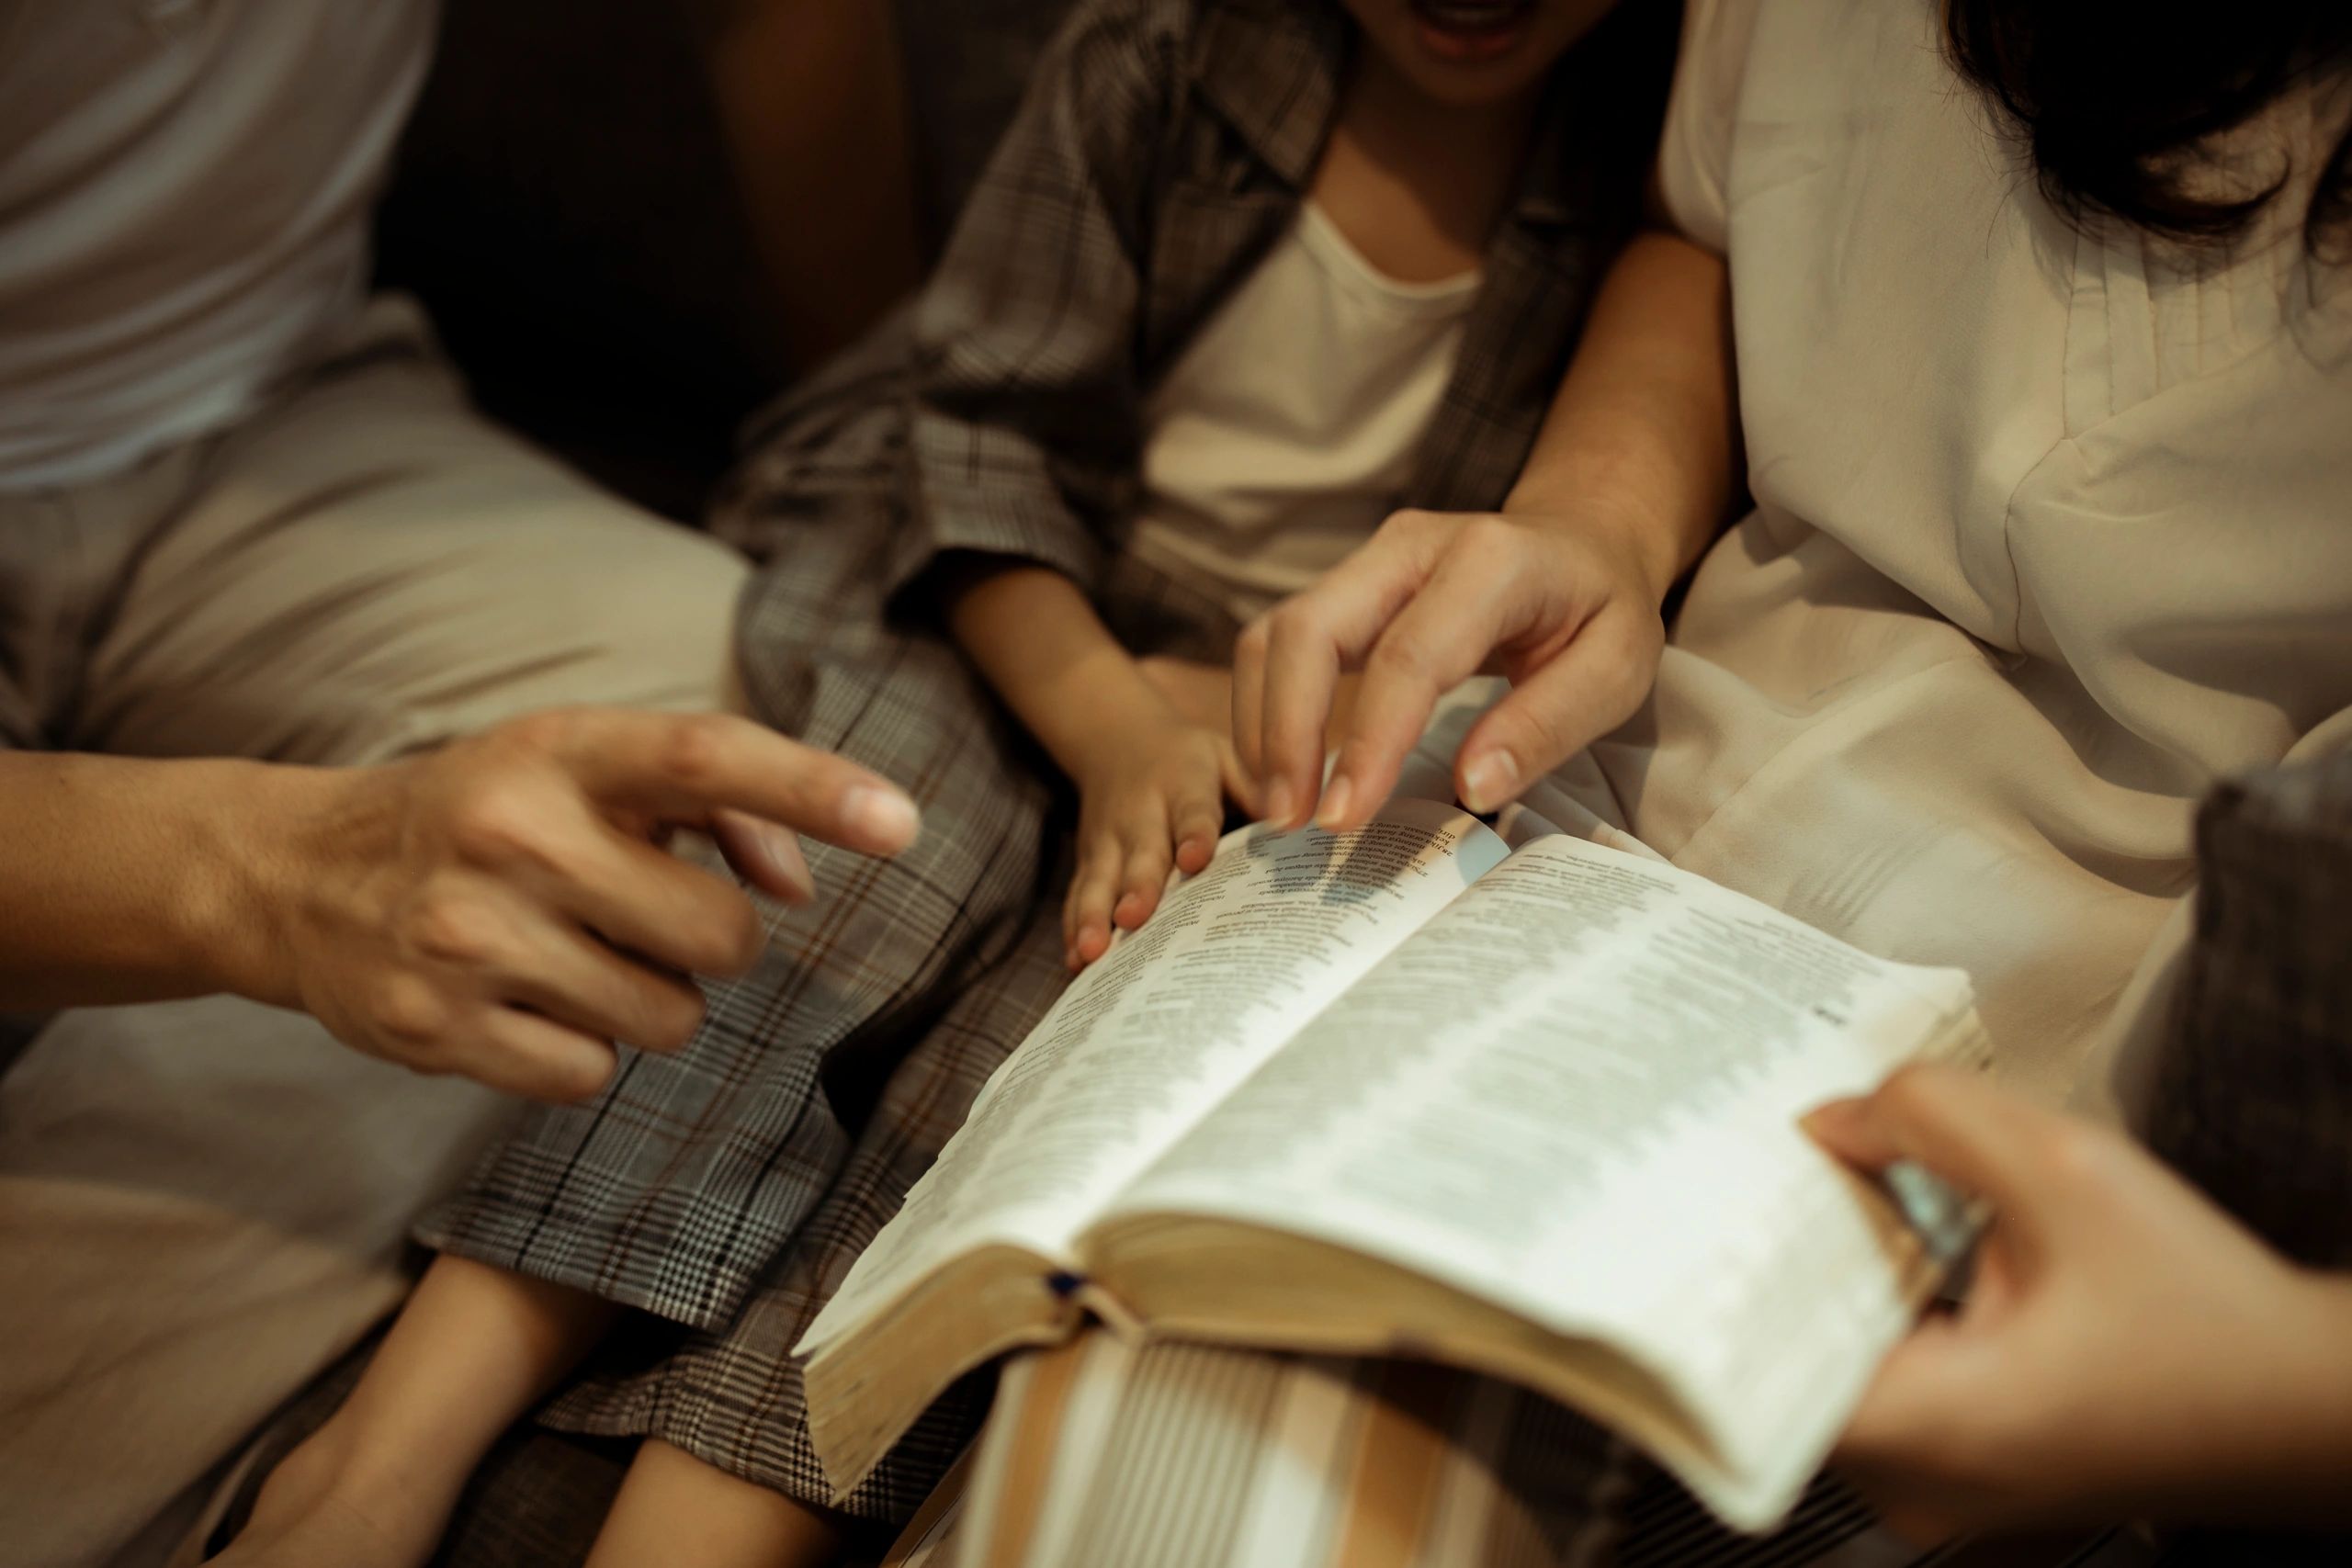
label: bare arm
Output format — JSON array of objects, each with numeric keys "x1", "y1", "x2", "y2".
[
  {"x1": 947, "y1": 566, "x2": 1230, "y2": 968},
  {"x1": 0, "y1": 752, "x2": 290, "y2": 1007},
  {"x1": 1235, "y1": 224, "x2": 1738, "y2": 830},
  {"x1": 0, "y1": 715, "x2": 921, "y2": 1100},
  {"x1": 1501, "y1": 226, "x2": 1738, "y2": 603},
  {"x1": 946, "y1": 565, "x2": 1162, "y2": 789}
]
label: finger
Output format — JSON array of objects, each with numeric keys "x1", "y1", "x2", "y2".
[
  {"x1": 1802, "y1": 1064, "x2": 2061, "y2": 1225},
  {"x1": 1216, "y1": 738, "x2": 1260, "y2": 823},
  {"x1": 1113, "y1": 821, "x2": 1173, "y2": 931},
  {"x1": 1256, "y1": 515, "x2": 1449, "y2": 822},
  {"x1": 548, "y1": 710, "x2": 922, "y2": 856},
  {"x1": 1329, "y1": 552, "x2": 1534, "y2": 826},
  {"x1": 1834, "y1": 1318, "x2": 1996, "y2": 1470},
  {"x1": 548, "y1": 820, "x2": 772, "y2": 977},
  {"x1": 1170, "y1": 776, "x2": 1225, "y2": 877},
  {"x1": 1450, "y1": 605, "x2": 1656, "y2": 816},
  {"x1": 711, "y1": 807, "x2": 817, "y2": 906},
  {"x1": 1069, "y1": 834, "x2": 1123, "y2": 967},
  {"x1": 497, "y1": 915, "x2": 711, "y2": 1055},
  {"x1": 1231, "y1": 617, "x2": 1270, "y2": 786},
  {"x1": 1260, "y1": 605, "x2": 1343, "y2": 829},
  {"x1": 452, "y1": 1005, "x2": 620, "y2": 1105}
]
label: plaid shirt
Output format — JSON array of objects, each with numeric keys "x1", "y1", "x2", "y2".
[
  {"x1": 424, "y1": 0, "x2": 1672, "y2": 1520},
  {"x1": 2148, "y1": 752, "x2": 2352, "y2": 1270},
  {"x1": 727, "y1": 0, "x2": 1674, "y2": 621}
]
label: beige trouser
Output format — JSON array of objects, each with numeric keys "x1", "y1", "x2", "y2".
[{"x1": 0, "y1": 299, "x2": 752, "y2": 1568}]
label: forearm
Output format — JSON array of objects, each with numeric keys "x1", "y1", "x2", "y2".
[
  {"x1": 947, "y1": 565, "x2": 1154, "y2": 780},
  {"x1": 1503, "y1": 228, "x2": 1738, "y2": 605},
  {"x1": 0, "y1": 751, "x2": 299, "y2": 1007}
]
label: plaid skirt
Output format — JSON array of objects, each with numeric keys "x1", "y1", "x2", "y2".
[{"x1": 418, "y1": 468, "x2": 1246, "y2": 1519}]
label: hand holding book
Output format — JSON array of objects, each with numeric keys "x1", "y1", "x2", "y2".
[
  {"x1": 797, "y1": 796, "x2": 1988, "y2": 1530},
  {"x1": 1809, "y1": 1066, "x2": 2352, "y2": 1540}
]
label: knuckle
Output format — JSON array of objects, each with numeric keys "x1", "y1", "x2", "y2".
[
  {"x1": 403, "y1": 890, "x2": 501, "y2": 968},
  {"x1": 498, "y1": 708, "x2": 578, "y2": 756},
  {"x1": 1367, "y1": 634, "x2": 1435, "y2": 684},
  {"x1": 368, "y1": 976, "x2": 451, "y2": 1050},
  {"x1": 447, "y1": 782, "x2": 549, "y2": 864},
  {"x1": 1455, "y1": 513, "x2": 1522, "y2": 556},
  {"x1": 1264, "y1": 598, "x2": 1328, "y2": 645},
  {"x1": 654, "y1": 713, "x2": 731, "y2": 792}
]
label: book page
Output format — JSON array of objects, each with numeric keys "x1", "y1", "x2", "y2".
[
  {"x1": 797, "y1": 798, "x2": 1510, "y2": 1355},
  {"x1": 1105, "y1": 834, "x2": 1978, "y2": 1528}
]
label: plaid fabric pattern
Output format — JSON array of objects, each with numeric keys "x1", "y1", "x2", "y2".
[
  {"x1": 2146, "y1": 753, "x2": 2352, "y2": 1269},
  {"x1": 421, "y1": 0, "x2": 1669, "y2": 1520}
]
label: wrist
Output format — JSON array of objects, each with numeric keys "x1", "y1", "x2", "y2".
[
  {"x1": 1499, "y1": 482, "x2": 1681, "y2": 612},
  {"x1": 1136, "y1": 656, "x2": 1233, "y2": 733},
  {"x1": 179, "y1": 760, "x2": 334, "y2": 1009},
  {"x1": 1039, "y1": 652, "x2": 1170, "y2": 784}
]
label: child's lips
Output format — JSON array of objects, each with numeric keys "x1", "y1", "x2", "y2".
[{"x1": 1408, "y1": 0, "x2": 1538, "y2": 63}]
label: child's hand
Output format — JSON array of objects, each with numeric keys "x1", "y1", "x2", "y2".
[{"x1": 1063, "y1": 705, "x2": 1238, "y2": 971}]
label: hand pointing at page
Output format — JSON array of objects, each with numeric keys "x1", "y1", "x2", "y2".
[{"x1": 1229, "y1": 229, "x2": 1743, "y2": 834}]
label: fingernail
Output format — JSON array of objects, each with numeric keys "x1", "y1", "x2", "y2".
[
  {"x1": 1262, "y1": 779, "x2": 1296, "y2": 826},
  {"x1": 842, "y1": 784, "x2": 921, "y2": 851},
  {"x1": 1313, "y1": 777, "x2": 1355, "y2": 832},
  {"x1": 757, "y1": 822, "x2": 816, "y2": 904},
  {"x1": 1461, "y1": 750, "x2": 1519, "y2": 814}
]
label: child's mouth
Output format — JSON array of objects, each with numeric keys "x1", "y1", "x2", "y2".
[{"x1": 1407, "y1": 0, "x2": 1538, "y2": 62}]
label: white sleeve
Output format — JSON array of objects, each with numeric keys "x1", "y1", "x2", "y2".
[{"x1": 1654, "y1": 0, "x2": 1761, "y2": 254}]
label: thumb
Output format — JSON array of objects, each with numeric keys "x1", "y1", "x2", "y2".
[
  {"x1": 1804, "y1": 1064, "x2": 2057, "y2": 1234},
  {"x1": 1453, "y1": 606, "x2": 1657, "y2": 813}
]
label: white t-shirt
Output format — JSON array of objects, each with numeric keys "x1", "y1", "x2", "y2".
[
  {"x1": 1512, "y1": 0, "x2": 2352, "y2": 1108},
  {"x1": 0, "y1": 0, "x2": 439, "y2": 490},
  {"x1": 1127, "y1": 202, "x2": 1481, "y2": 624}
]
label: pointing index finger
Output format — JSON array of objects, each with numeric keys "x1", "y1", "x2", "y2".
[
  {"x1": 554, "y1": 709, "x2": 921, "y2": 856},
  {"x1": 1324, "y1": 547, "x2": 1532, "y2": 829},
  {"x1": 1254, "y1": 514, "x2": 1448, "y2": 827}
]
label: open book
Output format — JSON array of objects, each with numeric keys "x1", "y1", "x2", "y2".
[{"x1": 797, "y1": 796, "x2": 1985, "y2": 1531}]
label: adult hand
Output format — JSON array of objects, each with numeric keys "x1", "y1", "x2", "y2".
[
  {"x1": 1230, "y1": 506, "x2": 1668, "y2": 835},
  {"x1": 1136, "y1": 654, "x2": 1356, "y2": 776},
  {"x1": 1806, "y1": 1065, "x2": 2352, "y2": 1542},
  {"x1": 234, "y1": 707, "x2": 921, "y2": 1102}
]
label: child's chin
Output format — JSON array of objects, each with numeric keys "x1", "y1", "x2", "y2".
[{"x1": 1392, "y1": 48, "x2": 1551, "y2": 109}]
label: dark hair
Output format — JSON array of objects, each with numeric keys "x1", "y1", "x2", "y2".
[{"x1": 1943, "y1": 2, "x2": 2352, "y2": 255}]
